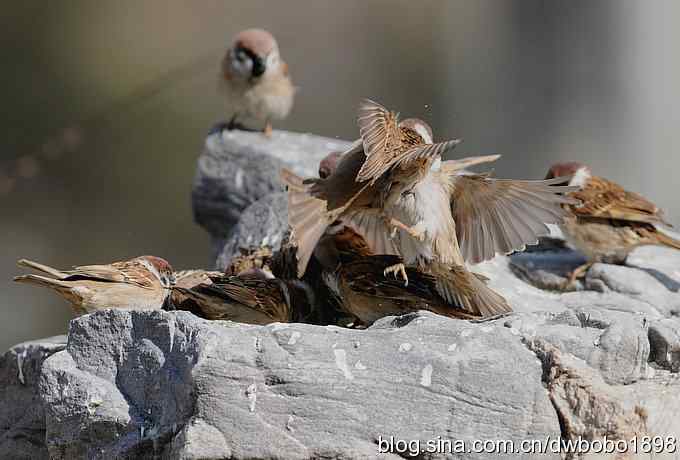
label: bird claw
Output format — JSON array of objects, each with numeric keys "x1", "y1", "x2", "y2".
[
  {"x1": 384, "y1": 263, "x2": 408, "y2": 286},
  {"x1": 263, "y1": 122, "x2": 273, "y2": 137}
]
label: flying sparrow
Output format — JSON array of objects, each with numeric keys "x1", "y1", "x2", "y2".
[
  {"x1": 14, "y1": 256, "x2": 175, "y2": 316},
  {"x1": 172, "y1": 269, "x2": 314, "y2": 324},
  {"x1": 283, "y1": 100, "x2": 577, "y2": 316},
  {"x1": 545, "y1": 161, "x2": 680, "y2": 283},
  {"x1": 219, "y1": 28, "x2": 295, "y2": 136}
]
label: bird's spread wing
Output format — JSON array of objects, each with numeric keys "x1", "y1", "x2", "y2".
[
  {"x1": 355, "y1": 99, "x2": 460, "y2": 184},
  {"x1": 342, "y1": 208, "x2": 400, "y2": 257},
  {"x1": 571, "y1": 175, "x2": 670, "y2": 226},
  {"x1": 449, "y1": 174, "x2": 579, "y2": 264}
]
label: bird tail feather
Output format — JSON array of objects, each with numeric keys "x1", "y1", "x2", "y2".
[{"x1": 281, "y1": 168, "x2": 331, "y2": 277}]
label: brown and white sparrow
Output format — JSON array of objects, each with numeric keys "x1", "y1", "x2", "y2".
[
  {"x1": 173, "y1": 269, "x2": 314, "y2": 324},
  {"x1": 14, "y1": 256, "x2": 175, "y2": 316},
  {"x1": 219, "y1": 28, "x2": 295, "y2": 136},
  {"x1": 283, "y1": 100, "x2": 577, "y2": 316},
  {"x1": 545, "y1": 161, "x2": 680, "y2": 282}
]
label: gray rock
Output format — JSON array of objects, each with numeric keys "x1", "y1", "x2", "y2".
[
  {"x1": 216, "y1": 192, "x2": 288, "y2": 271},
  {"x1": 0, "y1": 335, "x2": 66, "y2": 460},
  {"x1": 192, "y1": 129, "x2": 351, "y2": 258},
  {"x1": 38, "y1": 310, "x2": 560, "y2": 459},
  {"x1": 626, "y1": 244, "x2": 680, "y2": 295},
  {"x1": 648, "y1": 318, "x2": 680, "y2": 372}
]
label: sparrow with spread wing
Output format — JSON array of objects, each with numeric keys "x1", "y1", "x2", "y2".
[
  {"x1": 14, "y1": 256, "x2": 175, "y2": 316},
  {"x1": 546, "y1": 161, "x2": 680, "y2": 283},
  {"x1": 284, "y1": 100, "x2": 577, "y2": 316},
  {"x1": 219, "y1": 28, "x2": 295, "y2": 136}
]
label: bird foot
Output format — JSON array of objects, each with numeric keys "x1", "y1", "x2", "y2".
[
  {"x1": 561, "y1": 262, "x2": 593, "y2": 290},
  {"x1": 384, "y1": 263, "x2": 409, "y2": 286},
  {"x1": 387, "y1": 218, "x2": 426, "y2": 242},
  {"x1": 263, "y1": 121, "x2": 273, "y2": 138}
]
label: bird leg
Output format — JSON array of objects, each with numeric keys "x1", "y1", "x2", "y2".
[
  {"x1": 384, "y1": 263, "x2": 409, "y2": 286},
  {"x1": 227, "y1": 114, "x2": 239, "y2": 130},
  {"x1": 263, "y1": 120, "x2": 273, "y2": 137},
  {"x1": 386, "y1": 218, "x2": 426, "y2": 242},
  {"x1": 563, "y1": 262, "x2": 593, "y2": 288}
]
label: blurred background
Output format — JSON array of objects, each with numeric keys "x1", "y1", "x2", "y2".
[{"x1": 2, "y1": 0, "x2": 679, "y2": 351}]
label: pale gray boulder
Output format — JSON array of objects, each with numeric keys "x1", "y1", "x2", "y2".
[
  {"x1": 215, "y1": 192, "x2": 288, "y2": 271},
  {"x1": 192, "y1": 129, "x2": 351, "y2": 260},
  {"x1": 38, "y1": 310, "x2": 562, "y2": 460},
  {"x1": 0, "y1": 336, "x2": 65, "y2": 460}
]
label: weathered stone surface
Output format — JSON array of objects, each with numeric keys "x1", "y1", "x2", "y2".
[
  {"x1": 216, "y1": 192, "x2": 288, "y2": 271},
  {"x1": 192, "y1": 129, "x2": 351, "y2": 259},
  {"x1": 0, "y1": 336, "x2": 65, "y2": 460},
  {"x1": 38, "y1": 310, "x2": 561, "y2": 459}
]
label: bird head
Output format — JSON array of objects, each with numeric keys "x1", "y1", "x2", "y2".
[
  {"x1": 318, "y1": 151, "x2": 343, "y2": 179},
  {"x1": 140, "y1": 255, "x2": 176, "y2": 288},
  {"x1": 224, "y1": 28, "x2": 282, "y2": 82},
  {"x1": 545, "y1": 161, "x2": 591, "y2": 187}
]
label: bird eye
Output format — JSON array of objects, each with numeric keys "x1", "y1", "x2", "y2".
[{"x1": 236, "y1": 49, "x2": 247, "y2": 61}]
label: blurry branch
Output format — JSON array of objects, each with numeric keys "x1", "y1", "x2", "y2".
[{"x1": 0, "y1": 52, "x2": 220, "y2": 196}]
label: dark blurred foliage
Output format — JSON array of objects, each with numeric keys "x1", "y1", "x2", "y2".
[{"x1": 2, "y1": 0, "x2": 679, "y2": 350}]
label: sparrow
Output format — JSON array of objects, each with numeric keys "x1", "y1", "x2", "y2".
[
  {"x1": 172, "y1": 269, "x2": 314, "y2": 324},
  {"x1": 322, "y1": 254, "x2": 481, "y2": 326},
  {"x1": 282, "y1": 102, "x2": 497, "y2": 278},
  {"x1": 545, "y1": 161, "x2": 680, "y2": 283},
  {"x1": 14, "y1": 256, "x2": 175, "y2": 316},
  {"x1": 219, "y1": 28, "x2": 295, "y2": 136},
  {"x1": 283, "y1": 100, "x2": 577, "y2": 316}
]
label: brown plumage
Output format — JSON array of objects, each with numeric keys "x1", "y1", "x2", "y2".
[
  {"x1": 546, "y1": 162, "x2": 680, "y2": 267},
  {"x1": 284, "y1": 100, "x2": 578, "y2": 317},
  {"x1": 169, "y1": 269, "x2": 223, "y2": 308},
  {"x1": 224, "y1": 246, "x2": 274, "y2": 277},
  {"x1": 172, "y1": 270, "x2": 314, "y2": 324},
  {"x1": 14, "y1": 256, "x2": 174, "y2": 316},
  {"x1": 323, "y1": 255, "x2": 483, "y2": 325}
]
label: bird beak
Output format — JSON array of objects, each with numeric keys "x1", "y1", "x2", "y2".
[{"x1": 251, "y1": 56, "x2": 266, "y2": 78}]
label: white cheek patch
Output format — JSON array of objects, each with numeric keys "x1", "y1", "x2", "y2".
[
  {"x1": 569, "y1": 167, "x2": 591, "y2": 188},
  {"x1": 430, "y1": 157, "x2": 442, "y2": 171},
  {"x1": 266, "y1": 51, "x2": 280, "y2": 73},
  {"x1": 413, "y1": 124, "x2": 433, "y2": 144}
]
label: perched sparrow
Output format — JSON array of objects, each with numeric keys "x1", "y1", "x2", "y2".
[
  {"x1": 283, "y1": 100, "x2": 577, "y2": 316},
  {"x1": 545, "y1": 161, "x2": 680, "y2": 282},
  {"x1": 173, "y1": 269, "x2": 314, "y2": 324},
  {"x1": 219, "y1": 28, "x2": 295, "y2": 136},
  {"x1": 14, "y1": 256, "x2": 174, "y2": 316},
  {"x1": 323, "y1": 254, "x2": 484, "y2": 325}
]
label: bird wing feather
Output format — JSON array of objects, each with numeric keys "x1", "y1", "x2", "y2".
[{"x1": 448, "y1": 173, "x2": 580, "y2": 264}]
